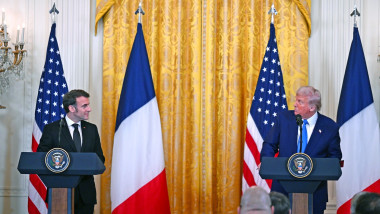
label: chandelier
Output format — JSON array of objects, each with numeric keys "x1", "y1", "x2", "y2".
[{"x1": 0, "y1": 9, "x2": 27, "y2": 109}]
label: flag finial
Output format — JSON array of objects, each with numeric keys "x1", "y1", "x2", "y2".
[
  {"x1": 135, "y1": 2, "x2": 145, "y2": 24},
  {"x1": 49, "y1": 3, "x2": 59, "y2": 24},
  {"x1": 350, "y1": 5, "x2": 360, "y2": 27},
  {"x1": 268, "y1": 4, "x2": 278, "y2": 24}
]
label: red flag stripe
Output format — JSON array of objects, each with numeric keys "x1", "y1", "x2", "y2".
[
  {"x1": 243, "y1": 160, "x2": 257, "y2": 187},
  {"x1": 244, "y1": 128, "x2": 272, "y2": 189},
  {"x1": 337, "y1": 179, "x2": 380, "y2": 214},
  {"x1": 112, "y1": 169, "x2": 170, "y2": 214},
  {"x1": 32, "y1": 135, "x2": 39, "y2": 153},
  {"x1": 30, "y1": 174, "x2": 47, "y2": 199},
  {"x1": 245, "y1": 128, "x2": 261, "y2": 166},
  {"x1": 28, "y1": 198, "x2": 42, "y2": 214}
]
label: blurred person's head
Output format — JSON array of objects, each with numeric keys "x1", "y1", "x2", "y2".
[
  {"x1": 238, "y1": 186, "x2": 273, "y2": 214},
  {"x1": 351, "y1": 191, "x2": 380, "y2": 214},
  {"x1": 269, "y1": 192, "x2": 290, "y2": 214}
]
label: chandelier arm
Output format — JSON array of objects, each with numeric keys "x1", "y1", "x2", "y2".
[{"x1": 15, "y1": 51, "x2": 25, "y2": 65}]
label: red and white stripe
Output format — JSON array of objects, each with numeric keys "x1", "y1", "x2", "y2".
[
  {"x1": 28, "y1": 121, "x2": 48, "y2": 214},
  {"x1": 242, "y1": 114, "x2": 271, "y2": 193},
  {"x1": 336, "y1": 104, "x2": 380, "y2": 213},
  {"x1": 111, "y1": 98, "x2": 170, "y2": 213}
]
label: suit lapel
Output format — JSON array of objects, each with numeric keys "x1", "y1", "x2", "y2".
[
  {"x1": 290, "y1": 118, "x2": 299, "y2": 153},
  {"x1": 305, "y1": 114, "x2": 323, "y2": 153}
]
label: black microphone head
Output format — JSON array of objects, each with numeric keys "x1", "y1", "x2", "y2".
[
  {"x1": 295, "y1": 114, "x2": 303, "y2": 126},
  {"x1": 59, "y1": 118, "x2": 66, "y2": 126}
]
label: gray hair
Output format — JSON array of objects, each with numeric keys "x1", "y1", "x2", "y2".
[
  {"x1": 240, "y1": 186, "x2": 272, "y2": 214},
  {"x1": 296, "y1": 86, "x2": 322, "y2": 111}
]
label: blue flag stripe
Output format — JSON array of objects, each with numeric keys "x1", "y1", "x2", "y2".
[
  {"x1": 337, "y1": 27, "x2": 374, "y2": 127},
  {"x1": 115, "y1": 23, "x2": 156, "y2": 132}
]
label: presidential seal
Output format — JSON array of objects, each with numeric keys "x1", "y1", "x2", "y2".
[
  {"x1": 287, "y1": 153, "x2": 313, "y2": 178},
  {"x1": 45, "y1": 148, "x2": 70, "y2": 173}
]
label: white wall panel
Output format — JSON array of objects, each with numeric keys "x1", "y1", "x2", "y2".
[
  {"x1": 0, "y1": 0, "x2": 96, "y2": 213},
  {"x1": 309, "y1": 0, "x2": 380, "y2": 213}
]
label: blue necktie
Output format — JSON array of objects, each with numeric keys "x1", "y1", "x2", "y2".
[{"x1": 298, "y1": 119, "x2": 308, "y2": 153}]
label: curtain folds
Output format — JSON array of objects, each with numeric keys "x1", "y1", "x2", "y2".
[{"x1": 97, "y1": 0, "x2": 309, "y2": 213}]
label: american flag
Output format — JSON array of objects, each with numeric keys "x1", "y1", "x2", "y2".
[
  {"x1": 242, "y1": 23, "x2": 288, "y2": 193},
  {"x1": 29, "y1": 23, "x2": 68, "y2": 214}
]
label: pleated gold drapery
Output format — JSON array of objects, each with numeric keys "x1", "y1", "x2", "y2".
[{"x1": 96, "y1": 0, "x2": 310, "y2": 213}]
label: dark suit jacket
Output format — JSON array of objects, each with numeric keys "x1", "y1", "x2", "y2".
[
  {"x1": 260, "y1": 110, "x2": 342, "y2": 213},
  {"x1": 37, "y1": 119, "x2": 105, "y2": 205}
]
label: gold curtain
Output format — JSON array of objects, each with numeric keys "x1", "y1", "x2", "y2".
[{"x1": 96, "y1": 0, "x2": 309, "y2": 213}]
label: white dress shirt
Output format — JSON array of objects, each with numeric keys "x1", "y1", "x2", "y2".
[
  {"x1": 65, "y1": 116, "x2": 82, "y2": 146},
  {"x1": 297, "y1": 111, "x2": 318, "y2": 143}
]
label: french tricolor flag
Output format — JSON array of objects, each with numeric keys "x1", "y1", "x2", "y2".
[
  {"x1": 111, "y1": 23, "x2": 171, "y2": 214},
  {"x1": 336, "y1": 26, "x2": 380, "y2": 214}
]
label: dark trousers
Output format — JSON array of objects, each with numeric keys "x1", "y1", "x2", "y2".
[{"x1": 74, "y1": 188, "x2": 94, "y2": 214}]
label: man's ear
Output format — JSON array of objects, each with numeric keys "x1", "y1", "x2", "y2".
[
  {"x1": 68, "y1": 105, "x2": 76, "y2": 113},
  {"x1": 309, "y1": 105, "x2": 316, "y2": 112},
  {"x1": 237, "y1": 206, "x2": 240, "y2": 214},
  {"x1": 271, "y1": 206, "x2": 275, "y2": 214}
]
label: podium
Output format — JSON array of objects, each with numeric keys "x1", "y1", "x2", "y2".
[
  {"x1": 259, "y1": 157, "x2": 341, "y2": 214},
  {"x1": 18, "y1": 152, "x2": 105, "y2": 214}
]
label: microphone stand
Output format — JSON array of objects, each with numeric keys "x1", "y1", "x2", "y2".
[
  {"x1": 58, "y1": 118, "x2": 64, "y2": 147},
  {"x1": 299, "y1": 124, "x2": 303, "y2": 153},
  {"x1": 296, "y1": 115, "x2": 303, "y2": 153}
]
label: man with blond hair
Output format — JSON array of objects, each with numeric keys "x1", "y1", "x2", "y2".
[{"x1": 261, "y1": 86, "x2": 342, "y2": 214}]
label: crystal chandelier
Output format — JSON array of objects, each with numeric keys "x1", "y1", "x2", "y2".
[{"x1": 0, "y1": 9, "x2": 27, "y2": 108}]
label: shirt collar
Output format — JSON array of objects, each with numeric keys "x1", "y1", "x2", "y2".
[
  {"x1": 305, "y1": 111, "x2": 318, "y2": 126},
  {"x1": 65, "y1": 116, "x2": 81, "y2": 127}
]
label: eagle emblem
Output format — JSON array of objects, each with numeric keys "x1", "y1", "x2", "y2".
[
  {"x1": 287, "y1": 153, "x2": 313, "y2": 178},
  {"x1": 45, "y1": 148, "x2": 70, "y2": 173}
]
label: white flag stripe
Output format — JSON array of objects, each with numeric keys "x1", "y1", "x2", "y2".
[
  {"x1": 111, "y1": 98, "x2": 165, "y2": 210},
  {"x1": 28, "y1": 181, "x2": 47, "y2": 214},
  {"x1": 243, "y1": 143, "x2": 270, "y2": 192},
  {"x1": 242, "y1": 177, "x2": 249, "y2": 193},
  {"x1": 336, "y1": 104, "x2": 380, "y2": 207},
  {"x1": 246, "y1": 116, "x2": 264, "y2": 153},
  {"x1": 32, "y1": 122, "x2": 42, "y2": 142}
]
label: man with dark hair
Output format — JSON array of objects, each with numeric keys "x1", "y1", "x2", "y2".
[
  {"x1": 269, "y1": 192, "x2": 290, "y2": 214},
  {"x1": 37, "y1": 89, "x2": 105, "y2": 214},
  {"x1": 261, "y1": 86, "x2": 342, "y2": 214},
  {"x1": 351, "y1": 191, "x2": 380, "y2": 214}
]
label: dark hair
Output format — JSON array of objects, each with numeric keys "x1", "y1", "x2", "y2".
[
  {"x1": 63, "y1": 89, "x2": 90, "y2": 113},
  {"x1": 269, "y1": 191, "x2": 290, "y2": 214},
  {"x1": 353, "y1": 192, "x2": 380, "y2": 214}
]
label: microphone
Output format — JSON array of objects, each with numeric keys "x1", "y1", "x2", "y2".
[
  {"x1": 295, "y1": 114, "x2": 303, "y2": 153},
  {"x1": 58, "y1": 118, "x2": 64, "y2": 147},
  {"x1": 295, "y1": 114, "x2": 303, "y2": 126}
]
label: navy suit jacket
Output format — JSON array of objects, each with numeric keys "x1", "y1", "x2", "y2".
[
  {"x1": 261, "y1": 110, "x2": 342, "y2": 213},
  {"x1": 37, "y1": 119, "x2": 105, "y2": 205}
]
